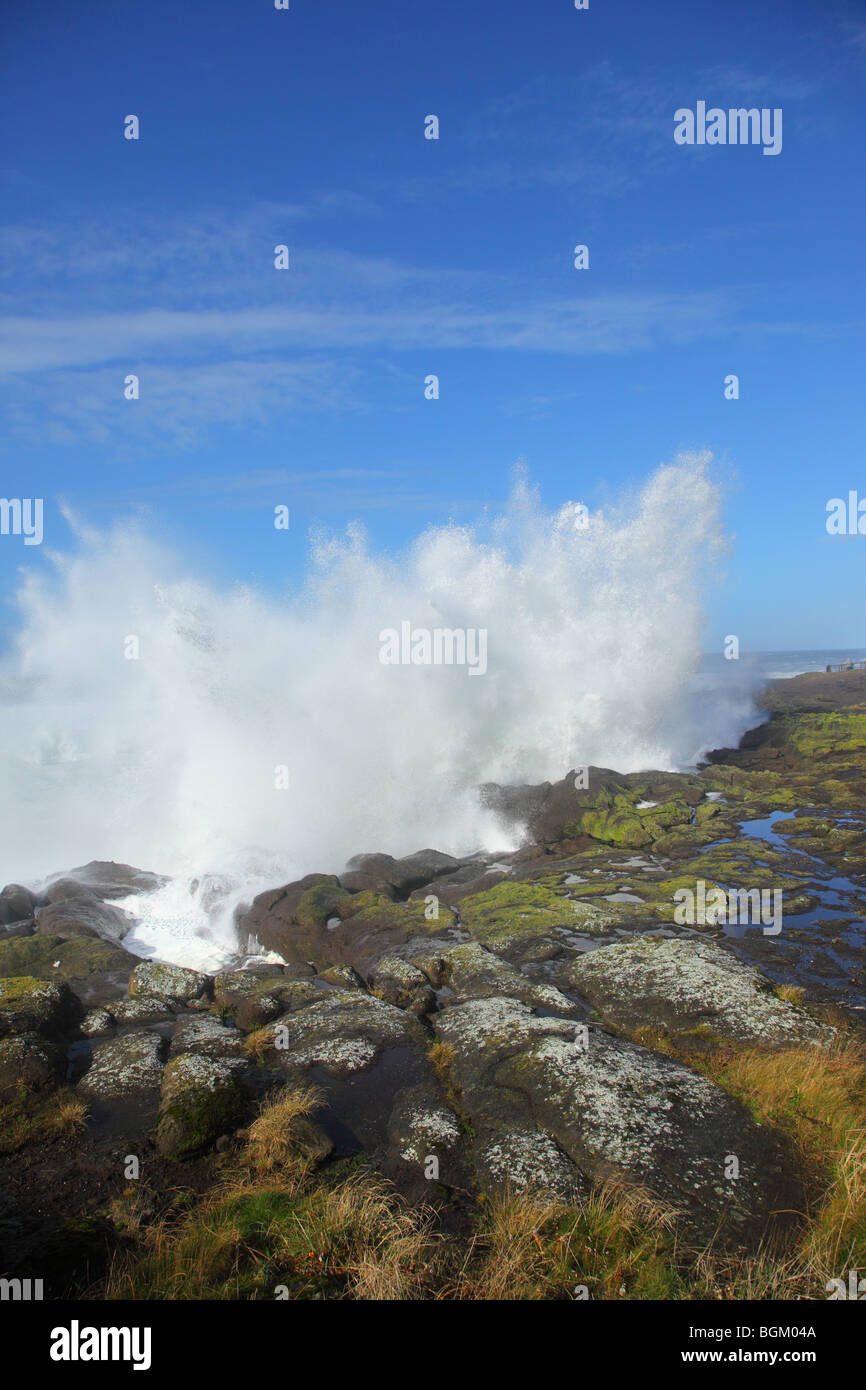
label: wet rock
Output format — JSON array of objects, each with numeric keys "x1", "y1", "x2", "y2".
[
  {"x1": 128, "y1": 961, "x2": 210, "y2": 1004},
  {"x1": 0, "y1": 884, "x2": 37, "y2": 925},
  {"x1": 78, "y1": 1030, "x2": 168, "y2": 1099},
  {"x1": 237, "y1": 873, "x2": 343, "y2": 962},
  {"x1": 156, "y1": 1054, "x2": 247, "y2": 1159},
  {"x1": 0, "y1": 933, "x2": 132, "y2": 1007},
  {"x1": 0, "y1": 920, "x2": 35, "y2": 941},
  {"x1": 564, "y1": 937, "x2": 835, "y2": 1047},
  {"x1": 213, "y1": 964, "x2": 287, "y2": 1009},
  {"x1": 46, "y1": 861, "x2": 167, "y2": 900},
  {"x1": 345, "y1": 849, "x2": 461, "y2": 896},
  {"x1": 0, "y1": 1033, "x2": 65, "y2": 1097},
  {"x1": 36, "y1": 891, "x2": 134, "y2": 944},
  {"x1": 338, "y1": 870, "x2": 396, "y2": 897},
  {"x1": 386, "y1": 1081, "x2": 463, "y2": 1192},
  {"x1": 0, "y1": 976, "x2": 79, "y2": 1039},
  {"x1": 216, "y1": 972, "x2": 323, "y2": 1032}
]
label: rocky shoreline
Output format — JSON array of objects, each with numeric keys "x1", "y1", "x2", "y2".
[{"x1": 2, "y1": 669, "x2": 866, "y2": 1299}]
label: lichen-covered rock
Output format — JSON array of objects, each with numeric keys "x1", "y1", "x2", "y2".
[
  {"x1": 128, "y1": 961, "x2": 210, "y2": 1004},
  {"x1": 156, "y1": 1054, "x2": 246, "y2": 1159},
  {"x1": 564, "y1": 937, "x2": 835, "y2": 1047},
  {"x1": 217, "y1": 973, "x2": 323, "y2": 1032},
  {"x1": 170, "y1": 1014, "x2": 246, "y2": 1060},
  {"x1": 317, "y1": 963, "x2": 366, "y2": 991},
  {"x1": 213, "y1": 964, "x2": 287, "y2": 1009},
  {"x1": 78, "y1": 1030, "x2": 168, "y2": 1098},
  {"x1": 368, "y1": 956, "x2": 436, "y2": 1014},
  {"x1": 79, "y1": 1007, "x2": 115, "y2": 1038},
  {"x1": 110, "y1": 995, "x2": 176, "y2": 1026},
  {"x1": 440, "y1": 941, "x2": 582, "y2": 1017},
  {"x1": 253, "y1": 990, "x2": 425, "y2": 1077},
  {"x1": 0, "y1": 1033, "x2": 66, "y2": 1097},
  {"x1": 387, "y1": 1082, "x2": 462, "y2": 1177},
  {"x1": 0, "y1": 976, "x2": 79, "y2": 1038},
  {"x1": 434, "y1": 995, "x2": 799, "y2": 1241}
]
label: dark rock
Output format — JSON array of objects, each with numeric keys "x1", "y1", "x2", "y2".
[
  {"x1": 0, "y1": 920, "x2": 35, "y2": 941},
  {"x1": 0, "y1": 976, "x2": 80, "y2": 1039},
  {"x1": 0, "y1": 933, "x2": 133, "y2": 1007},
  {"x1": 0, "y1": 1033, "x2": 66, "y2": 1097},
  {"x1": 36, "y1": 891, "x2": 134, "y2": 944},
  {"x1": 46, "y1": 861, "x2": 167, "y2": 900},
  {"x1": 156, "y1": 1054, "x2": 247, "y2": 1159},
  {"x1": 0, "y1": 884, "x2": 37, "y2": 925}
]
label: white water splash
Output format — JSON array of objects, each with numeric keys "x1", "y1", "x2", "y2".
[{"x1": 0, "y1": 454, "x2": 757, "y2": 930}]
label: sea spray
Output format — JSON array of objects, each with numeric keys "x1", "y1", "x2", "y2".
[{"x1": 0, "y1": 454, "x2": 757, "y2": 940}]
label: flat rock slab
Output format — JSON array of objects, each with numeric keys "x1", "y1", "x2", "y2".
[
  {"x1": 77, "y1": 1030, "x2": 168, "y2": 1099},
  {"x1": 256, "y1": 991, "x2": 427, "y2": 1077},
  {"x1": 564, "y1": 936, "x2": 835, "y2": 1047},
  {"x1": 170, "y1": 1014, "x2": 246, "y2": 1060},
  {"x1": 434, "y1": 995, "x2": 799, "y2": 1242}
]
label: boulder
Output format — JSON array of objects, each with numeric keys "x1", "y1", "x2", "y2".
[
  {"x1": 368, "y1": 955, "x2": 436, "y2": 1014},
  {"x1": 36, "y1": 891, "x2": 134, "y2": 943},
  {"x1": 252, "y1": 990, "x2": 426, "y2": 1078},
  {"x1": 440, "y1": 941, "x2": 582, "y2": 1017},
  {"x1": 155, "y1": 1054, "x2": 246, "y2": 1159},
  {"x1": 0, "y1": 976, "x2": 79, "y2": 1039},
  {"x1": 0, "y1": 884, "x2": 37, "y2": 925},
  {"x1": 110, "y1": 995, "x2": 176, "y2": 1026},
  {"x1": 46, "y1": 861, "x2": 167, "y2": 900},
  {"x1": 345, "y1": 849, "x2": 461, "y2": 896},
  {"x1": 0, "y1": 1033, "x2": 66, "y2": 1097},
  {"x1": 77, "y1": 1030, "x2": 168, "y2": 1099},
  {"x1": 128, "y1": 961, "x2": 210, "y2": 1004},
  {"x1": 0, "y1": 920, "x2": 35, "y2": 941}
]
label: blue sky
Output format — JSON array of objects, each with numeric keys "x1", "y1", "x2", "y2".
[{"x1": 1, "y1": 0, "x2": 864, "y2": 650}]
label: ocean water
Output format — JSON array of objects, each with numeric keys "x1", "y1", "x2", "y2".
[{"x1": 0, "y1": 455, "x2": 859, "y2": 968}]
